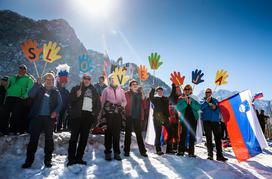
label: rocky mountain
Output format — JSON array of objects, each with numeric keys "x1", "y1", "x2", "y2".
[
  {"x1": 0, "y1": 10, "x2": 170, "y2": 94},
  {"x1": 0, "y1": 10, "x2": 270, "y2": 114}
]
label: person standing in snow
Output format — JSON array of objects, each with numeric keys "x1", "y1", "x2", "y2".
[
  {"x1": 200, "y1": 88, "x2": 228, "y2": 161},
  {"x1": 168, "y1": 83, "x2": 182, "y2": 153},
  {"x1": 258, "y1": 110, "x2": 268, "y2": 136},
  {"x1": 22, "y1": 72, "x2": 62, "y2": 168},
  {"x1": 0, "y1": 76, "x2": 8, "y2": 136},
  {"x1": 98, "y1": 74, "x2": 127, "y2": 161},
  {"x1": 56, "y1": 80, "x2": 70, "y2": 132},
  {"x1": 67, "y1": 74, "x2": 101, "y2": 166},
  {"x1": 3, "y1": 64, "x2": 34, "y2": 134},
  {"x1": 149, "y1": 86, "x2": 173, "y2": 155},
  {"x1": 123, "y1": 80, "x2": 147, "y2": 157},
  {"x1": 55, "y1": 64, "x2": 70, "y2": 132},
  {"x1": 176, "y1": 84, "x2": 200, "y2": 157}
]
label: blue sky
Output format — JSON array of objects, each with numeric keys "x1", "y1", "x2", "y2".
[{"x1": 1, "y1": 0, "x2": 272, "y2": 99}]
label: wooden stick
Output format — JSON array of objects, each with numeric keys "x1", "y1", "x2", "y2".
[
  {"x1": 33, "y1": 61, "x2": 39, "y2": 78},
  {"x1": 213, "y1": 85, "x2": 218, "y2": 96},
  {"x1": 41, "y1": 62, "x2": 48, "y2": 76},
  {"x1": 152, "y1": 70, "x2": 155, "y2": 86},
  {"x1": 192, "y1": 84, "x2": 196, "y2": 92}
]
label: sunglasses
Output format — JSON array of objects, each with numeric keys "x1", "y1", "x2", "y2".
[
  {"x1": 19, "y1": 67, "x2": 26, "y2": 70},
  {"x1": 83, "y1": 77, "x2": 91, "y2": 81},
  {"x1": 206, "y1": 91, "x2": 212, "y2": 94},
  {"x1": 184, "y1": 88, "x2": 191, "y2": 91}
]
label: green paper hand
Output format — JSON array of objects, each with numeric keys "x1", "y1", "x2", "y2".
[{"x1": 148, "y1": 52, "x2": 163, "y2": 70}]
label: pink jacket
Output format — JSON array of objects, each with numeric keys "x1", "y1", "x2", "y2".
[{"x1": 101, "y1": 86, "x2": 127, "y2": 107}]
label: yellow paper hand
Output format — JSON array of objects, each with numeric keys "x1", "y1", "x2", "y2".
[
  {"x1": 112, "y1": 67, "x2": 129, "y2": 86},
  {"x1": 215, "y1": 69, "x2": 228, "y2": 86},
  {"x1": 43, "y1": 41, "x2": 62, "y2": 63},
  {"x1": 138, "y1": 65, "x2": 149, "y2": 81},
  {"x1": 21, "y1": 39, "x2": 42, "y2": 62}
]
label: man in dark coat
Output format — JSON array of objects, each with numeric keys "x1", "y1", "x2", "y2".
[
  {"x1": 22, "y1": 72, "x2": 62, "y2": 168},
  {"x1": 67, "y1": 74, "x2": 101, "y2": 166},
  {"x1": 149, "y1": 86, "x2": 173, "y2": 155},
  {"x1": 94, "y1": 76, "x2": 107, "y2": 96},
  {"x1": 124, "y1": 80, "x2": 147, "y2": 157}
]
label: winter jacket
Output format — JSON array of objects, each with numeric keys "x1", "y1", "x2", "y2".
[
  {"x1": 97, "y1": 101, "x2": 126, "y2": 130},
  {"x1": 177, "y1": 96, "x2": 200, "y2": 122},
  {"x1": 168, "y1": 83, "x2": 180, "y2": 124},
  {"x1": 0, "y1": 85, "x2": 6, "y2": 105},
  {"x1": 6, "y1": 74, "x2": 34, "y2": 99},
  {"x1": 28, "y1": 83, "x2": 62, "y2": 119},
  {"x1": 149, "y1": 88, "x2": 170, "y2": 123},
  {"x1": 101, "y1": 86, "x2": 127, "y2": 107},
  {"x1": 69, "y1": 84, "x2": 101, "y2": 119},
  {"x1": 94, "y1": 83, "x2": 107, "y2": 96},
  {"x1": 169, "y1": 83, "x2": 179, "y2": 105},
  {"x1": 200, "y1": 97, "x2": 220, "y2": 122},
  {"x1": 58, "y1": 87, "x2": 70, "y2": 111},
  {"x1": 125, "y1": 90, "x2": 144, "y2": 120}
]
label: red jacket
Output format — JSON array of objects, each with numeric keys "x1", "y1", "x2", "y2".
[{"x1": 125, "y1": 90, "x2": 144, "y2": 121}]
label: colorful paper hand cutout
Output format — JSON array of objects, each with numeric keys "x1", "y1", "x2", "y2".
[
  {"x1": 112, "y1": 67, "x2": 129, "y2": 86},
  {"x1": 43, "y1": 41, "x2": 61, "y2": 63},
  {"x1": 148, "y1": 52, "x2": 163, "y2": 70},
  {"x1": 215, "y1": 69, "x2": 228, "y2": 86},
  {"x1": 170, "y1": 71, "x2": 185, "y2": 86},
  {"x1": 192, "y1": 69, "x2": 204, "y2": 85},
  {"x1": 138, "y1": 65, "x2": 149, "y2": 81},
  {"x1": 78, "y1": 54, "x2": 93, "y2": 73},
  {"x1": 21, "y1": 39, "x2": 42, "y2": 62}
]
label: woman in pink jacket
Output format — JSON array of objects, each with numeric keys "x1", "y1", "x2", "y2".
[{"x1": 99, "y1": 74, "x2": 127, "y2": 161}]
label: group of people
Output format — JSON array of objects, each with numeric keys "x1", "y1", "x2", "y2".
[
  {"x1": 0, "y1": 63, "x2": 237, "y2": 169},
  {"x1": 149, "y1": 83, "x2": 227, "y2": 162}
]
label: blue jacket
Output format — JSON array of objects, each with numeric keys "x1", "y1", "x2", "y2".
[
  {"x1": 28, "y1": 83, "x2": 62, "y2": 119},
  {"x1": 200, "y1": 97, "x2": 220, "y2": 122},
  {"x1": 58, "y1": 87, "x2": 70, "y2": 111}
]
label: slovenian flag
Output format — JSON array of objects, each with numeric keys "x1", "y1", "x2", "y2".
[
  {"x1": 219, "y1": 90, "x2": 268, "y2": 162},
  {"x1": 253, "y1": 92, "x2": 264, "y2": 100}
]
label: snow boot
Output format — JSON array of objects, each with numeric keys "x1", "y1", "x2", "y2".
[
  {"x1": 114, "y1": 154, "x2": 122, "y2": 161},
  {"x1": 105, "y1": 153, "x2": 112, "y2": 161},
  {"x1": 21, "y1": 162, "x2": 32, "y2": 169}
]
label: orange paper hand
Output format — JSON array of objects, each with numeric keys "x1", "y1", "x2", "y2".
[
  {"x1": 138, "y1": 65, "x2": 149, "y2": 81},
  {"x1": 21, "y1": 39, "x2": 42, "y2": 62},
  {"x1": 170, "y1": 71, "x2": 185, "y2": 86}
]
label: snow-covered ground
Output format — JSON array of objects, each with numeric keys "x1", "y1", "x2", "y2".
[{"x1": 0, "y1": 132, "x2": 271, "y2": 179}]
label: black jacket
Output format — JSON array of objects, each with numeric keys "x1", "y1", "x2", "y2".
[
  {"x1": 0, "y1": 85, "x2": 6, "y2": 105},
  {"x1": 69, "y1": 84, "x2": 101, "y2": 119},
  {"x1": 149, "y1": 88, "x2": 170, "y2": 121},
  {"x1": 169, "y1": 83, "x2": 179, "y2": 105}
]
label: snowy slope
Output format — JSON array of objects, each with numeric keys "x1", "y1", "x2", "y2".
[{"x1": 0, "y1": 132, "x2": 271, "y2": 179}]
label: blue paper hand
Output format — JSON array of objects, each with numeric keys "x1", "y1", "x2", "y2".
[{"x1": 192, "y1": 69, "x2": 204, "y2": 85}]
